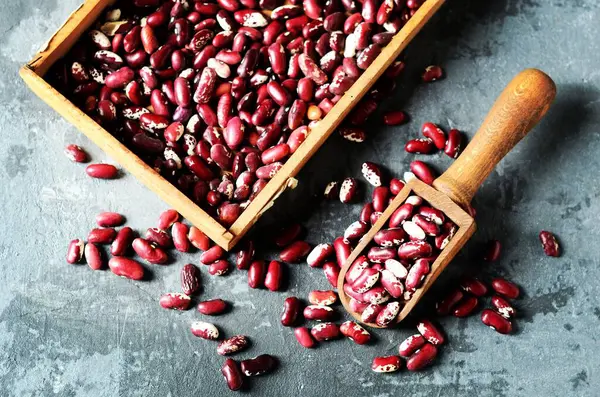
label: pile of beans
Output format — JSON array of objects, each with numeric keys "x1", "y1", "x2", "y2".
[
  {"x1": 342, "y1": 194, "x2": 457, "y2": 327},
  {"x1": 48, "y1": 0, "x2": 425, "y2": 227},
  {"x1": 65, "y1": 154, "x2": 564, "y2": 390}
]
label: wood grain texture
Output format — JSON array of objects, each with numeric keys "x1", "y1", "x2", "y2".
[
  {"x1": 20, "y1": 0, "x2": 446, "y2": 250},
  {"x1": 433, "y1": 69, "x2": 557, "y2": 209}
]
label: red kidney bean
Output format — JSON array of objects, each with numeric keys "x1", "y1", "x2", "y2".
[
  {"x1": 339, "y1": 178, "x2": 358, "y2": 203},
  {"x1": 384, "y1": 259, "x2": 408, "y2": 280},
  {"x1": 410, "y1": 161, "x2": 436, "y2": 185},
  {"x1": 265, "y1": 260, "x2": 283, "y2": 291},
  {"x1": 209, "y1": 260, "x2": 231, "y2": 276},
  {"x1": 248, "y1": 260, "x2": 266, "y2": 288},
  {"x1": 218, "y1": 335, "x2": 249, "y2": 356},
  {"x1": 405, "y1": 138, "x2": 436, "y2": 154},
  {"x1": 157, "y1": 209, "x2": 179, "y2": 230},
  {"x1": 412, "y1": 214, "x2": 440, "y2": 236},
  {"x1": 311, "y1": 322, "x2": 339, "y2": 341},
  {"x1": 159, "y1": 292, "x2": 192, "y2": 310},
  {"x1": 294, "y1": 327, "x2": 316, "y2": 348},
  {"x1": 539, "y1": 231, "x2": 560, "y2": 257},
  {"x1": 132, "y1": 238, "x2": 168, "y2": 264},
  {"x1": 221, "y1": 359, "x2": 243, "y2": 391},
  {"x1": 345, "y1": 256, "x2": 369, "y2": 285},
  {"x1": 191, "y1": 321, "x2": 220, "y2": 340},
  {"x1": 356, "y1": 44, "x2": 381, "y2": 69},
  {"x1": 445, "y1": 128, "x2": 462, "y2": 158},
  {"x1": 372, "y1": 186, "x2": 390, "y2": 213},
  {"x1": 281, "y1": 297, "x2": 302, "y2": 327},
  {"x1": 360, "y1": 162, "x2": 383, "y2": 187},
  {"x1": 84, "y1": 243, "x2": 103, "y2": 270},
  {"x1": 376, "y1": 301, "x2": 401, "y2": 327},
  {"x1": 374, "y1": 228, "x2": 406, "y2": 248},
  {"x1": 86, "y1": 163, "x2": 118, "y2": 179},
  {"x1": 262, "y1": 143, "x2": 290, "y2": 165},
  {"x1": 187, "y1": 226, "x2": 210, "y2": 251},
  {"x1": 436, "y1": 289, "x2": 464, "y2": 315},
  {"x1": 343, "y1": 221, "x2": 369, "y2": 243},
  {"x1": 303, "y1": 305, "x2": 335, "y2": 321},
  {"x1": 417, "y1": 206, "x2": 445, "y2": 226},
  {"x1": 87, "y1": 228, "x2": 116, "y2": 245},
  {"x1": 94, "y1": 212, "x2": 123, "y2": 228},
  {"x1": 371, "y1": 356, "x2": 402, "y2": 373},
  {"x1": 308, "y1": 290, "x2": 337, "y2": 306},
  {"x1": 279, "y1": 241, "x2": 311, "y2": 263},
  {"x1": 389, "y1": 203, "x2": 413, "y2": 228},
  {"x1": 177, "y1": 264, "x2": 201, "y2": 296},
  {"x1": 339, "y1": 126, "x2": 366, "y2": 142},
  {"x1": 406, "y1": 343, "x2": 438, "y2": 371},
  {"x1": 105, "y1": 227, "x2": 133, "y2": 257},
  {"x1": 416, "y1": 320, "x2": 445, "y2": 345},
  {"x1": 421, "y1": 122, "x2": 446, "y2": 150},
  {"x1": 344, "y1": 282, "x2": 366, "y2": 302},
  {"x1": 491, "y1": 295, "x2": 516, "y2": 318},
  {"x1": 359, "y1": 203, "x2": 374, "y2": 224},
  {"x1": 491, "y1": 278, "x2": 520, "y2": 299},
  {"x1": 380, "y1": 269, "x2": 404, "y2": 299},
  {"x1": 399, "y1": 334, "x2": 426, "y2": 357},
  {"x1": 108, "y1": 257, "x2": 144, "y2": 280},
  {"x1": 453, "y1": 295, "x2": 479, "y2": 317},
  {"x1": 359, "y1": 303, "x2": 382, "y2": 323},
  {"x1": 197, "y1": 299, "x2": 228, "y2": 316},
  {"x1": 306, "y1": 243, "x2": 334, "y2": 268},
  {"x1": 67, "y1": 238, "x2": 85, "y2": 264},
  {"x1": 482, "y1": 239, "x2": 502, "y2": 261},
  {"x1": 200, "y1": 246, "x2": 225, "y2": 265},
  {"x1": 363, "y1": 286, "x2": 389, "y2": 305},
  {"x1": 333, "y1": 237, "x2": 352, "y2": 269},
  {"x1": 383, "y1": 110, "x2": 407, "y2": 126},
  {"x1": 339, "y1": 321, "x2": 371, "y2": 345},
  {"x1": 170, "y1": 222, "x2": 190, "y2": 252},
  {"x1": 398, "y1": 241, "x2": 432, "y2": 261},
  {"x1": 322, "y1": 261, "x2": 340, "y2": 288},
  {"x1": 240, "y1": 355, "x2": 277, "y2": 377},
  {"x1": 481, "y1": 308, "x2": 513, "y2": 334},
  {"x1": 64, "y1": 144, "x2": 88, "y2": 163},
  {"x1": 273, "y1": 224, "x2": 302, "y2": 248},
  {"x1": 460, "y1": 278, "x2": 488, "y2": 297},
  {"x1": 233, "y1": 240, "x2": 254, "y2": 270},
  {"x1": 422, "y1": 65, "x2": 443, "y2": 82},
  {"x1": 351, "y1": 267, "x2": 380, "y2": 293},
  {"x1": 349, "y1": 298, "x2": 368, "y2": 315},
  {"x1": 405, "y1": 258, "x2": 430, "y2": 290},
  {"x1": 368, "y1": 247, "x2": 396, "y2": 263},
  {"x1": 145, "y1": 227, "x2": 172, "y2": 249}
]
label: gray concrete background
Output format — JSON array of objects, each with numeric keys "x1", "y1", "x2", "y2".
[{"x1": 1, "y1": 0, "x2": 599, "y2": 396}]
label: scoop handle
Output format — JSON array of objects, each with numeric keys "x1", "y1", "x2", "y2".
[{"x1": 433, "y1": 69, "x2": 556, "y2": 209}]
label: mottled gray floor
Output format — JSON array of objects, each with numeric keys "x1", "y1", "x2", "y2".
[{"x1": 1, "y1": 0, "x2": 599, "y2": 396}]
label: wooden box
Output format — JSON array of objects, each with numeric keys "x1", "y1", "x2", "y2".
[{"x1": 20, "y1": 0, "x2": 445, "y2": 250}]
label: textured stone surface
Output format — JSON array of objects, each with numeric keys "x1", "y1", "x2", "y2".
[{"x1": 1, "y1": 0, "x2": 599, "y2": 396}]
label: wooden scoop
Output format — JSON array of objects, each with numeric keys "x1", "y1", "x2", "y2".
[{"x1": 338, "y1": 69, "x2": 556, "y2": 327}]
